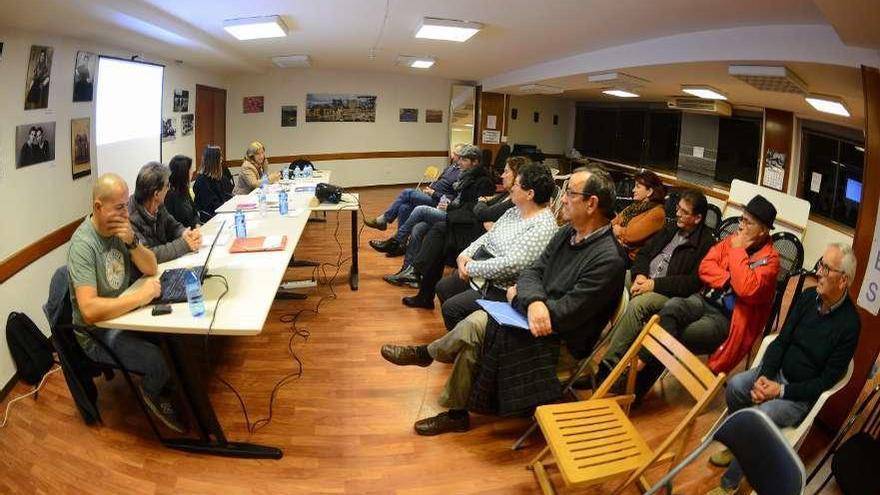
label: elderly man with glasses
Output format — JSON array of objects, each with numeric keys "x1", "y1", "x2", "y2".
[{"x1": 707, "y1": 242, "x2": 861, "y2": 495}]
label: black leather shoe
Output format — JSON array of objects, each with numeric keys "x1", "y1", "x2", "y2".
[
  {"x1": 414, "y1": 411, "x2": 470, "y2": 436},
  {"x1": 369, "y1": 237, "x2": 400, "y2": 254},
  {"x1": 384, "y1": 242, "x2": 406, "y2": 257},
  {"x1": 380, "y1": 344, "x2": 432, "y2": 367},
  {"x1": 383, "y1": 265, "x2": 419, "y2": 286},
  {"x1": 403, "y1": 295, "x2": 434, "y2": 309},
  {"x1": 363, "y1": 217, "x2": 388, "y2": 231}
]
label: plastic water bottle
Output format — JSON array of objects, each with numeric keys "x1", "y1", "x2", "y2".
[
  {"x1": 304, "y1": 164, "x2": 313, "y2": 178},
  {"x1": 279, "y1": 189, "x2": 289, "y2": 216},
  {"x1": 260, "y1": 172, "x2": 269, "y2": 188},
  {"x1": 282, "y1": 168, "x2": 289, "y2": 181},
  {"x1": 439, "y1": 194, "x2": 450, "y2": 208},
  {"x1": 258, "y1": 186, "x2": 267, "y2": 217},
  {"x1": 293, "y1": 166, "x2": 303, "y2": 179},
  {"x1": 234, "y1": 208, "x2": 247, "y2": 238},
  {"x1": 184, "y1": 270, "x2": 206, "y2": 317}
]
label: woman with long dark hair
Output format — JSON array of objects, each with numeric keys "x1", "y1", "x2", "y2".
[
  {"x1": 164, "y1": 154, "x2": 199, "y2": 228},
  {"x1": 193, "y1": 145, "x2": 233, "y2": 221},
  {"x1": 611, "y1": 169, "x2": 667, "y2": 261}
]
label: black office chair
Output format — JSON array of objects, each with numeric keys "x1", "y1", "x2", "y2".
[
  {"x1": 615, "y1": 175, "x2": 636, "y2": 214},
  {"x1": 807, "y1": 383, "x2": 880, "y2": 495},
  {"x1": 645, "y1": 408, "x2": 805, "y2": 495},
  {"x1": 704, "y1": 203, "x2": 722, "y2": 232},
  {"x1": 493, "y1": 144, "x2": 510, "y2": 176},
  {"x1": 761, "y1": 232, "x2": 805, "y2": 338},
  {"x1": 46, "y1": 266, "x2": 167, "y2": 439},
  {"x1": 716, "y1": 216, "x2": 741, "y2": 240}
]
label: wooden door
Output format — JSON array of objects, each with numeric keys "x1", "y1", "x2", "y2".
[
  {"x1": 195, "y1": 84, "x2": 226, "y2": 167},
  {"x1": 476, "y1": 89, "x2": 509, "y2": 167}
]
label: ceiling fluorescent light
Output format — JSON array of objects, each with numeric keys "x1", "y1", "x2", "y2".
[
  {"x1": 416, "y1": 17, "x2": 482, "y2": 42},
  {"x1": 681, "y1": 85, "x2": 727, "y2": 100},
  {"x1": 397, "y1": 55, "x2": 435, "y2": 69},
  {"x1": 602, "y1": 89, "x2": 639, "y2": 98},
  {"x1": 519, "y1": 84, "x2": 564, "y2": 95},
  {"x1": 223, "y1": 15, "x2": 289, "y2": 41},
  {"x1": 805, "y1": 94, "x2": 850, "y2": 117},
  {"x1": 271, "y1": 55, "x2": 311, "y2": 68}
]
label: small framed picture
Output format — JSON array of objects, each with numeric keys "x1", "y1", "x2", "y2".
[
  {"x1": 511, "y1": 108, "x2": 518, "y2": 120},
  {"x1": 70, "y1": 117, "x2": 91, "y2": 179},
  {"x1": 533, "y1": 112, "x2": 540, "y2": 123}
]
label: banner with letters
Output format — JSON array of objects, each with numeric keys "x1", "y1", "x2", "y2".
[{"x1": 857, "y1": 196, "x2": 880, "y2": 315}]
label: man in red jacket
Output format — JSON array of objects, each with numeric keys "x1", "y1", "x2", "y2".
[{"x1": 635, "y1": 195, "x2": 780, "y2": 399}]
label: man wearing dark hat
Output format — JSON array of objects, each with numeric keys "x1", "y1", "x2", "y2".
[{"x1": 634, "y1": 194, "x2": 780, "y2": 400}]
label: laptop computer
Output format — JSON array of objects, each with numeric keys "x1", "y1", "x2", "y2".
[{"x1": 155, "y1": 219, "x2": 226, "y2": 304}]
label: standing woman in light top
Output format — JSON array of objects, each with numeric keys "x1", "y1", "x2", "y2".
[
  {"x1": 233, "y1": 141, "x2": 280, "y2": 195},
  {"x1": 611, "y1": 169, "x2": 667, "y2": 262}
]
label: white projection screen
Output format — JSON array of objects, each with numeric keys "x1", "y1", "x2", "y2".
[{"x1": 96, "y1": 57, "x2": 164, "y2": 191}]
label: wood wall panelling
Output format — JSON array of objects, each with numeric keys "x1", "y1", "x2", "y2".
[
  {"x1": 761, "y1": 108, "x2": 794, "y2": 191},
  {"x1": 822, "y1": 65, "x2": 880, "y2": 429},
  {"x1": 224, "y1": 150, "x2": 449, "y2": 168},
  {"x1": 0, "y1": 217, "x2": 85, "y2": 284}
]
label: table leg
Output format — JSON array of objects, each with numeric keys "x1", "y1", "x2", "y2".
[
  {"x1": 160, "y1": 335, "x2": 282, "y2": 459},
  {"x1": 350, "y1": 209, "x2": 359, "y2": 290}
]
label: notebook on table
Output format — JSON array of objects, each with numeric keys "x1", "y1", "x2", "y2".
[
  {"x1": 155, "y1": 220, "x2": 225, "y2": 303},
  {"x1": 229, "y1": 235, "x2": 288, "y2": 253}
]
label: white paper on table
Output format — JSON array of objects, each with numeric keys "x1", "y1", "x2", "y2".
[
  {"x1": 810, "y1": 172, "x2": 822, "y2": 193},
  {"x1": 201, "y1": 232, "x2": 231, "y2": 247},
  {"x1": 262, "y1": 235, "x2": 283, "y2": 249},
  {"x1": 692, "y1": 146, "x2": 704, "y2": 158},
  {"x1": 487, "y1": 115, "x2": 497, "y2": 129}
]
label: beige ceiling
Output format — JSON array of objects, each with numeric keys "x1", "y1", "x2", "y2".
[
  {"x1": 502, "y1": 61, "x2": 865, "y2": 128},
  {"x1": 0, "y1": 0, "x2": 831, "y2": 78}
]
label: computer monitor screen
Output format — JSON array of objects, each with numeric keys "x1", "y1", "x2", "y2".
[{"x1": 845, "y1": 178, "x2": 862, "y2": 203}]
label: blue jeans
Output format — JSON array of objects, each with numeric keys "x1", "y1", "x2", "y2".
[
  {"x1": 83, "y1": 329, "x2": 171, "y2": 397},
  {"x1": 394, "y1": 204, "x2": 446, "y2": 244},
  {"x1": 383, "y1": 188, "x2": 435, "y2": 225},
  {"x1": 403, "y1": 221, "x2": 431, "y2": 266},
  {"x1": 721, "y1": 366, "x2": 811, "y2": 489}
]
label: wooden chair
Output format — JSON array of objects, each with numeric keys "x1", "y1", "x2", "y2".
[
  {"x1": 528, "y1": 315, "x2": 727, "y2": 495},
  {"x1": 414, "y1": 165, "x2": 441, "y2": 190}
]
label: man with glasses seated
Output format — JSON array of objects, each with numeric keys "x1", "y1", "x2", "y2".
[
  {"x1": 634, "y1": 195, "x2": 781, "y2": 400},
  {"x1": 706, "y1": 243, "x2": 860, "y2": 495},
  {"x1": 379, "y1": 168, "x2": 625, "y2": 435},
  {"x1": 584, "y1": 189, "x2": 715, "y2": 387}
]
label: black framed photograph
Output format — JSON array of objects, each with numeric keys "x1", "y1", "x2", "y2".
[
  {"x1": 533, "y1": 111, "x2": 540, "y2": 123},
  {"x1": 553, "y1": 114, "x2": 559, "y2": 126},
  {"x1": 72, "y1": 51, "x2": 96, "y2": 102},
  {"x1": 399, "y1": 108, "x2": 418, "y2": 123},
  {"x1": 173, "y1": 89, "x2": 189, "y2": 112},
  {"x1": 25, "y1": 45, "x2": 53, "y2": 110},
  {"x1": 281, "y1": 105, "x2": 297, "y2": 127},
  {"x1": 16, "y1": 121, "x2": 56, "y2": 168},
  {"x1": 70, "y1": 117, "x2": 91, "y2": 179},
  {"x1": 180, "y1": 114, "x2": 194, "y2": 136},
  {"x1": 161, "y1": 117, "x2": 177, "y2": 141}
]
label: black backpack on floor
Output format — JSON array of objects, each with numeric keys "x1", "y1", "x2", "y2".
[{"x1": 6, "y1": 312, "x2": 54, "y2": 385}]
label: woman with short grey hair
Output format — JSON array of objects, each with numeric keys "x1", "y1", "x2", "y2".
[{"x1": 129, "y1": 161, "x2": 202, "y2": 263}]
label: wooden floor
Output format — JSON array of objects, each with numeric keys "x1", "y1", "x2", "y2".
[{"x1": 0, "y1": 186, "x2": 842, "y2": 494}]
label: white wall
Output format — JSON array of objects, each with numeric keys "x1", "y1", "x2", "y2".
[
  {"x1": 506, "y1": 95, "x2": 574, "y2": 155},
  {"x1": 226, "y1": 68, "x2": 453, "y2": 188},
  {"x1": 0, "y1": 28, "x2": 227, "y2": 390}
]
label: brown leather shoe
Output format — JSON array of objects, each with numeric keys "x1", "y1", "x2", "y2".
[
  {"x1": 363, "y1": 216, "x2": 388, "y2": 231},
  {"x1": 380, "y1": 344, "x2": 432, "y2": 367},
  {"x1": 414, "y1": 411, "x2": 470, "y2": 436}
]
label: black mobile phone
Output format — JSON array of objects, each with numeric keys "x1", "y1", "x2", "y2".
[{"x1": 152, "y1": 304, "x2": 172, "y2": 316}]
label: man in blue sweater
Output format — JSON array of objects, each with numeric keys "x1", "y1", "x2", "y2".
[
  {"x1": 707, "y1": 242, "x2": 861, "y2": 495},
  {"x1": 364, "y1": 143, "x2": 464, "y2": 231}
]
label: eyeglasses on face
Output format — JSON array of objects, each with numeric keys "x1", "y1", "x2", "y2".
[
  {"x1": 564, "y1": 187, "x2": 591, "y2": 198},
  {"x1": 817, "y1": 258, "x2": 845, "y2": 275}
]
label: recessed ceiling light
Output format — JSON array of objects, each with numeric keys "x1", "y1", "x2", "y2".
[
  {"x1": 681, "y1": 85, "x2": 727, "y2": 100},
  {"x1": 223, "y1": 15, "x2": 289, "y2": 40},
  {"x1": 728, "y1": 65, "x2": 807, "y2": 94},
  {"x1": 805, "y1": 94, "x2": 850, "y2": 117},
  {"x1": 415, "y1": 17, "x2": 482, "y2": 42},
  {"x1": 397, "y1": 55, "x2": 435, "y2": 69},
  {"x1": 588, "y1": 72, "x2": 649, "y2": 85},
  {"x1": 271, "y1": 55, "x2": 311, "y2": 68},
  {"x1": 602, "y1": 89, "x2": 639, "y2": 98}
]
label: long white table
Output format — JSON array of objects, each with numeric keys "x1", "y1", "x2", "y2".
[{"x1": 94, "y1": 206, "x2": 311, "y2": 460}]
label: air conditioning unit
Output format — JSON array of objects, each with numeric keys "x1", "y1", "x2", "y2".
[{"x1": 667, "y1": 97, "x2": 732, "y2": 117}]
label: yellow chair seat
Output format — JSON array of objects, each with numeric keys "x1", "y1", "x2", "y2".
[{"x1": 535, "y1": 399, "x2": 653, "y2": 488}]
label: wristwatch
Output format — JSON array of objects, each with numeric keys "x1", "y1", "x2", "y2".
[{"x1": 125, "y1": 237, "x2": 140, "y2": 250}]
